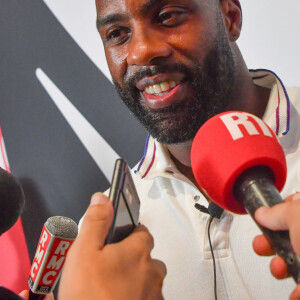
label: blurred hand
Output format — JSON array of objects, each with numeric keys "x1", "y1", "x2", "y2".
[
  {"x1": 58, "y1": 192, "x2": 166, "y2": 300},
  {"x1": 253, "y1": 192, "x2": 300, "y2": 300}
]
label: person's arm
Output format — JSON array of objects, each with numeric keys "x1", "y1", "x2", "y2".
[
  {"x1": 58, "y1": 192, "x2": 166, "y2": 300},
  {"x1": 253, "y1": 192, "x2": 300, "y2": 300}
]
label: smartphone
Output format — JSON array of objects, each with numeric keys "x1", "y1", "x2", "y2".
[{"x1": 105, "y1": 158, "x2": 140, "y2": 244}]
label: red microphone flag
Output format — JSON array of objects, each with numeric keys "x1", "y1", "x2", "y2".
[{"x1": 28, "y1": 216, "x2": 77, "y2": 295}]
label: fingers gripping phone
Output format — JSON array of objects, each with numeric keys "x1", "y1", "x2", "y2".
[{"x1": 105, "y1": 159, "x2": 140, "y2": 244}]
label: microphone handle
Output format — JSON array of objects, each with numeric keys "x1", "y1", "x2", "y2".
[
  {"x1": 234, "y1": 166, "x2": 300, "y2": 283},
  {"x1": 29, "y1": 290, "x2": 45, "y2": 300}
]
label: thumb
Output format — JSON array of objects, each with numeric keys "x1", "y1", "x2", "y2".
[
  {"x1": 254, "y1": 204, "x2": 288, "y2": 231},
  {"x1": 18, "y1": 290, "x2": 29, "y2": 299},
  {"x1": 45, "y1": 292, "x2": 55, "y2": 300},
  {"x1": 254, "y1": 193, "x2": 300, "y2": 231},
  {"x1": 77, "y1": 193, "x2": 114, "y2": 249}
]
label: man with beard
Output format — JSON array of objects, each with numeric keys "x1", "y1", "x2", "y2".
[{"x1": 75, "y1": 0, "x2": 300, "y2": 299}]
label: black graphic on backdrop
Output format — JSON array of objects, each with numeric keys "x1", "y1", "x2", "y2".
[{"x1": 0, "y1": 1, "x2": 146, "y2": 259}]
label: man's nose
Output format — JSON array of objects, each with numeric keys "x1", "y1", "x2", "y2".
[{"x1": 127, "y1": 28, "x2": 172, "y2": 66}]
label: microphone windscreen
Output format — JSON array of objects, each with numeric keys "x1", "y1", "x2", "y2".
[
  {"x1": 0, "y1": 286, "x2": 23, "y2": 299},
  {"x1": 191, "y1": 111, "x2": 286, "y2": 214},
  {"x1": 0, "y1": 167, "x2": 25, "y2": 235}
]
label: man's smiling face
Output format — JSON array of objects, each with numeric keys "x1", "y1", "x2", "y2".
[{"x1": 96, "y1": 0, "x2": 236, "y2": 144}]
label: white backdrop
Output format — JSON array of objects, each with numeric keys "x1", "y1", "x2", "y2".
[
  {"x1": 239, "y1": 0, "x2": 300, "y2": 86},
  {"x1": 44, "y1": 0, "x2": 300, "y2": 86}
]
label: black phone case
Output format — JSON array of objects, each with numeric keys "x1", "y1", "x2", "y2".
[{"x1": 105, "y1": 159, "x2": 140, "y2": 244}]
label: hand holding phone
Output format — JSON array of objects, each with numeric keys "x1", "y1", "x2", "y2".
[{"x1": 105, "y1": 159, "x2": 140, "y2": 244}]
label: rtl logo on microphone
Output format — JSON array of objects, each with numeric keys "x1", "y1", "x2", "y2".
[
  {"x1": 28, "y1": 226, "x2": 74, "y2": 294},
  {"x1": 219, "y1": 112, "x2": 275, "y2": 141}
]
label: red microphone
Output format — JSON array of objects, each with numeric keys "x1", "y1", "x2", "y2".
[
  {"x1": 28, "y1": 216, "x2": 78, "y2": 299},
  {"x1": 191, "y1": 111, "x2": 300, "y2": 283}
]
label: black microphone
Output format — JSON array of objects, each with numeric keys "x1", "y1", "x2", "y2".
[
  {"x1": 0, "y1": 286, "x2": 24, "y2": 300},
  {"x1": 0, "y1": 167, "x2": 25, "y2": 235},
  {"x1": 194, "y1": 202, "x2": 224, "y2": 219}
]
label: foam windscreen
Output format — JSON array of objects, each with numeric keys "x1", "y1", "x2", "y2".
[{"x1": 191, "y1": 111, "x2": 286, "y2": 214}]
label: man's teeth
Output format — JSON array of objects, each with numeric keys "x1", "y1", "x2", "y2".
[{"x1": 145, "y1": 81, "x2": 177, "y2": 95}]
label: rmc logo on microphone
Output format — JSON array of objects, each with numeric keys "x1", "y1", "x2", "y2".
[
  {"x1": 28, "y1": 225, "x2": 74, "y2": 294},
  {"x1": 219, "y1": 112, "x2": 274, "y2": 141}
]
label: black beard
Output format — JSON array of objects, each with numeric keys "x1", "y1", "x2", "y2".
[{"x1": 113, "y1": 17, "x2": 235, "y2": 144}]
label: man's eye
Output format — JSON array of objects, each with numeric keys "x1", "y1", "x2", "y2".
[
  {"x1": 158, "y1": 9, "x2": 187, "y2": 26},
  {"x1": 106, "y1": 27, "x2": 130, "y2": 43},
  {"x1": 108, "y1": 30, "x2": 121, "y2": 39}
]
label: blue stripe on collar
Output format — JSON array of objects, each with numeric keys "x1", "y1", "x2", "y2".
[{"x1": 250, "y1": 68, "x2": 290, "y2": 136}]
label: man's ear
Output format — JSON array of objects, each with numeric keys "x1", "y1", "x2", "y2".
[{"x1": 219, "y1": 0, "x2": 242, "y2": 42}]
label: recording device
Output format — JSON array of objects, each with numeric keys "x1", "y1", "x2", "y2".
[
  {"x1": 28, "y1": 216, "x2": 78, "y2": 299},
  {"x1": 0, "y1": 167, "x2": 25, "y2": 235},
  {"x1": 191, "y1": 111, "x2": 300, "y2": 283},
  {"x1": 105, "y1": 158, "x2": 140, "y2": 244}
]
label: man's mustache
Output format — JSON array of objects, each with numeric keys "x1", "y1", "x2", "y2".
[{"x1": 123, "y1": 63, "x2": 193, "y2": 88}]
